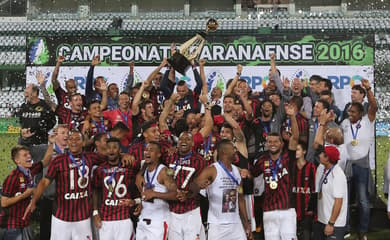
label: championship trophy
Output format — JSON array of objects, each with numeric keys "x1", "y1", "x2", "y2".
[{"x1": 168, "y1": 18, "x2": 218, "y2": 75}]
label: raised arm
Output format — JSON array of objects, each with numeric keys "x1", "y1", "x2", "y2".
[
  {"x1": 96, "y1": 81, "x2": 108, "y2": 110},
  {"x1": 286, "y1": 104, "x2": 299, "y2": 150},
  {"x1": 159, "y1": 93, "x2": 179, "y2": 132},
  {"x1": 199, "y1": 59, "x2": 208, "y2": 95},
  {"x1": 198, "y1": 94, "x2": 213, "y2": 138},
  {"x1": 224, "y1": 64, "x2": 242, "y2": 96},
  {"x1": 361, "y1": 79, "x2": 378, "y2": 122},
  {"x1": 313, "y1": 109, "x2": 333, "y2": 149},
  {"x1": 51, "y1": 56, "x2": 65, "y2": 91},
  {"x1": 40, "y1": 134, "x2": 55, "y2": 167},
  {"x1": 145, "y1": 59, "x2": 168, "y2": 86},
  {"x1": 124, "y1": 61, "x2": 135, "y2": 94},
  {"x1": 86, "y1": 55, "x2": 101, "y2": 97},
  {"x1": 160, "y1": 67, "x2": 176, "y2": 98},
  {"x1": 37, "y1": 71, "x2": 57, "y2": 112},
  {"x1": 224, "y1": 114, "x2": 248, "y2": 158},
  {"x1": 192, "y1": 63, "x2": 203, "y2": 95},
  {"x1": 131, "y1": 81, "x2": 149, "y2": 116}
]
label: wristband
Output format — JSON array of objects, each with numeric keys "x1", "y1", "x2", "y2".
[
  {"x1": 134, "y1": 198, "x2": 141, "y2": 205},
  {"x1": 92, "y1": 210, "x2": 99, "y2": 216},
  {"x1": 366, "y1": 87, "x2": 371, "y2": 91},
  {"x1": 236, "y1": 72, "x2": 241, "y2": 76},
  {"x1": 328, "y1": 221, "x2": 334, "y2": 226}
]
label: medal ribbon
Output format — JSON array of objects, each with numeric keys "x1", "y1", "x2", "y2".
[
  {"x1": 260, "y1": 118, "x2": 270, "y2": 134},
  {"x1": 350, "y1": 120, "x2": 361, "y2": 140},
  {"x1": 204, "y1": 134, "x2": 212, "y2": 155},
  {"x1": 173, "y1": 152, "x2": 192, "y2": 171},
  {"x1": 91, "y1": 117, "x2": 106, "y2": 133},
  {"x1": 68, "y1": 151, "x2": 86, "y2": 177},
  {"x1": 17, "y1": 166, "x2": 35, "y2": 188},
  {"x1": 54, "y1": 143, "x2": 64, "y2": 154},
  {"x1": 107, "y1": 163, "x2": 121, "y2": 185},
  {"x1": 319, "y1": 165, "x2": 335, "y2": 193},
  {"x1": 119, "y1": 109, "x2": 129, "y2": 126},
  {"x1": 146, "y1": 164, "x2": 159, "y2": 187},
  {"x1": 218, "y1": 161, "x2": 239, "y2": 186},
  {"x1": 269, "y1": 156, "x2": 282, "y2": 182}
]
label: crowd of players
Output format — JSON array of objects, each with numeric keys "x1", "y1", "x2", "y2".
[{"x1": 0, "y1": 48, "x2": 382, "y2": 240}]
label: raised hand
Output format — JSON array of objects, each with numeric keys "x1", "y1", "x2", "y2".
[
  {"x1": 36, "y1": 71, "x2": 46, "y2": 85},
  {"x1": 57, "y1": 55, "x2": 65, "y2": 63},
  {"x1": 91, "y1": 55, "x2": 101, "y2": 66}
]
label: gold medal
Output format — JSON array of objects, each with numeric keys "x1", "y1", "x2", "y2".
[
  {"x1": 205, "y1": 154, "x2": 211, "y2": 161},
  {"x1": 166, "y1": 169, "x2": 174, "y2": 176},
  {"x1": 142, "y1": 91, "x2": 150, "y2": 99},
  {"x1": 237, "y1": 186, "x2": 243, "y2": 194},
  {"x1": 269, "y1": 181, "x2": 278, "y2": 190},
  {"x1": 80, "y1": 177, "x2": 87, "y2": 186},
  {"x1": 108, "y1": 184, "x2": 114, "y2": 193},
  {"x1": 351, "y1": 139, "x2": 358, "y2": 146}
]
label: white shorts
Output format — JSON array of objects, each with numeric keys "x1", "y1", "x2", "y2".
[
  {"x1": 136, "y1": 218, "x2": 168, "y2": 240},
  {"x1": 244, "y1": 194, "x2": 256, "y2": 232},
  {"x1": 207, "y1": 223, "x2": 246, "y2": 240},
  {"x1": 168, "y1": 207, "x2": 205, "y2": 240},
  {"x1": 99, "y1": 219, "x2": 134, "y2": 240},
  {"x1": 263, "y1": 208, "x2": 297, "y2": 240},
  {"x1": 50, "y1": 216, "x2": 92, "y2": 240}
]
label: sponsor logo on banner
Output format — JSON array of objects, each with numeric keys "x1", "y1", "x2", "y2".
[
  {"x1": 28, "y1": 38, "x2": 49, "y2": 65},
  {"x1": 207, "y1": 71, "x2": 225, "y2": 93}
]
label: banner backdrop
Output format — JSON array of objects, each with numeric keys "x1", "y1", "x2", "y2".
[
  {"x1": 26, "y1": 65, "x2": 373, "y2": 111},
  {"x1": 25, "y1": 33, "x2": 374, "y2": 110}
]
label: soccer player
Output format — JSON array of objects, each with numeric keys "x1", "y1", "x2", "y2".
[
  {"x1": 24, "y1": 130, "x2": 108, "y2": 240},
  {"x1": 250, "y1": 104, "x2": 299, "y2": 240},
  {"x1": 136, "y1": 141, "x2": 177, "y2": 240},
  {"x1": 194, "y1": 139, "x2": 253, "y2": 240},
  {"x1": 165, "y1": 131, "x2": 208, "y2": 240},
  {"x1": 1, "y1": 145, "x2": 53, "y2": 239},
  {"x1": 82, "y1": 100, "x2": 111, "y2": 139},
  {"x1": 92, "y1": 137, "x2": 139, "y2": 240},
  {"x1": 291, "y1": 142, "x2": 316, "y2": 240}
]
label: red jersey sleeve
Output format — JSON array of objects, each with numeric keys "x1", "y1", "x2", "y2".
[
  {"x1": 46, "y1": 156, "x2": 60, "y2": 180},
  {"x1": 2, "y1": 172, "x2": 17, "y2": 197},
  {"x1": 30, "y1": 162, "x2": 43, "y2": 176},
  {"x1": 193, "y1": 132, "x2": 203, "y2": 150},
  {"x1": 250, "y1": 158, "x2": 264, "y2": 178},
  {"x1": 92, "y1": 167, "x2": 103, "y2": 188}
]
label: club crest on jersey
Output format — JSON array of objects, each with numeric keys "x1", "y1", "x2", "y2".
[{"x1": 264, "y1": 161, "x2": 269, "y2": 167}]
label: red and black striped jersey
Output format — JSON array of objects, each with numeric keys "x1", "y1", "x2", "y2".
[
  {"x1": 55, "y1": 88, "x2": 86, "y2": 110},
  {"x1": 128, "y1": 136, "x2": 172, "y2": 169},
  {"x1": 93, "y1": 162, "x2": 138, "y2": 221},
  {"x1": 291, "y1": 161, "x2": 316, "y2": 221},
  {"x1": 2, "y1": 162, "x2": 42, "y2": 228},
  {"x1": 194, "y1": 133, "x2": 219, "y2": 162},
  {"x1": 103, "y1": 109, "x2": 133, "y2": 146},
  {"x1": 281, "y1": 113, "x2": 308, "y2": 142},
  {"x1": 165, "y1": 152, "x2": 208, "y2": 214},
  {"x1": 56, "y1": 105, "x2": 87, "y2": 131},
  {"x1": 85, "y1": 118, "x2": 111, "y2": 139},
  {"x1": 251, "y1": 150, "x2": 296, "y2": 212},
  {"x1": 45, "y1": 152, "x2": 105, "y2": 221}
]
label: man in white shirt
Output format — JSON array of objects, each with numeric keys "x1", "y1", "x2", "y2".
[
  {"x1": 340, "y1": 79, "x2": 377, "y2": 240},
  {"x1": 314, "y1": 145, "x2": 348, "y2": 240}
]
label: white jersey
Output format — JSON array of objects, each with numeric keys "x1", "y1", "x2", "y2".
[
  {"x1": 316, "y1": 164, "x2": 348, "y2": 227},
  {"x1": 207, "y1": 162, "x2": 242, "y2": 224},
  {"x1": 140, "y1": 164, "x2": 169, "y2": 221}
]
